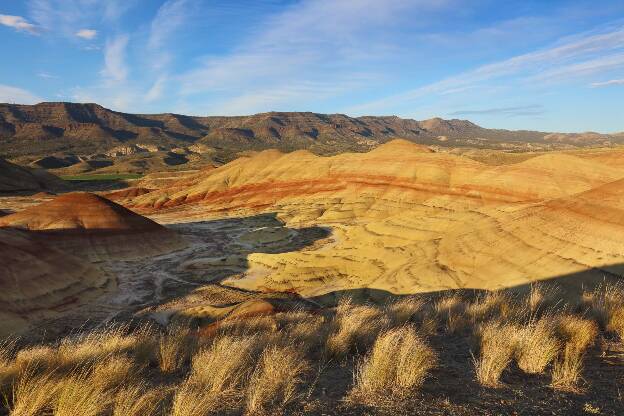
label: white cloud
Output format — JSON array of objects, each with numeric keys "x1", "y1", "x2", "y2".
[
  {"x1": 349, "y1": 25, "x2": 624, "y2": 114},
  {"x1": 101, "y1": 34, "x2": 129, "y2": 83},
  {"x1": 0, "y1": 84, "x2": 42, "y2": 104},
  {"x1": 148, "y1": 0, "x2": 193, "y2": 50},
  {"x1": 76, "y1": 28, "x2": 97, "y2": 39},
  {"x1": 145, "y1": 76, "x2": 168, "y2": 103},
  {"x1": 591, "y1": 78, "x2": 624, "y2": 87},
  {"x1": 0, "y1": 14, "x2": 38, "y2": 34}
]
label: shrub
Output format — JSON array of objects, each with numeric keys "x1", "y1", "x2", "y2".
[
  {"x1": 555, "y1": 314, "x2": 599, "y2": 354},
  {"x1": 435, "y1": 294, "x2": 466, "y2": 332},
  {"x1": 351, "y1": 326, "x2": 436, "y2": 400},
  {"x1": 551, "y1": 345, "x2": 584, "y2": 391},
  {"x1": 385, "y1": 297, "x2": 426, "y2": 326}
]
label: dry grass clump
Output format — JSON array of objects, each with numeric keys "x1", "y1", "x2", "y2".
[
  {"x1": 467, "y1": 290, "x2": 519, "y2": 325},
  {"x1": 90, "y1": 355, "x2": 139, "y2": 391},
  {"x1": 8, "y1": 370, "x2": 59, "y2": 416},
  {"x1": 326, "y1": 299, "x2": 389, "y2": 358},
  {"x1": 53, "y1": 370, "x2": 109, "y2": 416},
  {"x1": 551, "y1": 345, "x2": 585, "y2": 392},
  {"x1": 435, "y1": 294, "x2": 467, "y2": 332},
  {"x1": 586, "y1": 282, "x2": 624, "y2": 329},
  {"x1": 473, "y1": 321, "x2": 518, "y2": 387},
  {"x1": 113, "y1": 384, "x2": 164, "y2": 416},
  {"x1": 527, "y1": 283, "x2": 560, "y2": 314},
  {"x1": 158, "y1": 325, "x2": 196, "y2": 374},
  {"x1": 13, "y1": 345, "x2": 59, "y2": 374},
  {"x1": 556, "y1": 314, "x2": 599, "y2": 354},
  {"x1": 515, "y1": 317, "x2": 561, "y2": 374},
  {"x1": 246, "y1": 345, "x2": 310, "y2": 414},
  {"x1": 385, "y1": 297, "x2": 427, "y2": 326},
  {"x1": 279, "y1": 312, "x2": 328, "y2": 352},
  {"x1": 351, "y1": 325, "x2": 436, "y2": 401}
]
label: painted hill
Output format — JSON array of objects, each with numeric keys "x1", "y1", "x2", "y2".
[
  {"x1": 2, "y1": 103, "x2": 621, "y2": 169},
  {"x1": 0, "y1": 192, "x2": 185, "y2": 260},
  {"x1": 0, "y1": 228, "x2": 111, "y2": 336},
  {"x1": 126, "y1": 140, "x2": 624, "y2": 297}
]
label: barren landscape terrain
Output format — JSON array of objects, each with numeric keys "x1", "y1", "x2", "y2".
[{"x1": 1, "y1": 131, "x2": 624, "y2": 415}]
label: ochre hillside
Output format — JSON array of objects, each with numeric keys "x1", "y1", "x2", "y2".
[{"x1": 126, "y1": 140, "x2": 624, "y2": 297}]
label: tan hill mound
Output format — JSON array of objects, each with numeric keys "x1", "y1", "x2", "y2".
[
  {"x1": 0, "y1": 192, "x2": 185, "y2": 260},
  {"x1": 126, "y1": 141, "x2": 624, "y2": 298},
  {"x1": 0, "y1": 228, "x2": 111, "y2": 337},
  {"x1": 0, "y1": 157, "x2": 65, "y2": 193}
]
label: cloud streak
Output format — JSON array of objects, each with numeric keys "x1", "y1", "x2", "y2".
[
  {"x1": 0, "y1": 14, "x2": 38, "y2": 34},
  {"x1": 449, "y1": 105, "x2": 544, "y2": 117},
  {"x1": 591, "y1": 78, "x2": 624, "y2": 87},
  {"x1": 349, "y1": 25, "x2": 624, "y2": 114},
  {"x1": 101, "y1": 35, "x2": 129, "y2": 83},
  {"x1": 76, "y1": 29, "x2": 97, "y2": 39}
]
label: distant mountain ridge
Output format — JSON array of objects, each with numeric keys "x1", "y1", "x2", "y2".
[{"x1": 0, "y1": 102, "x2": 621, "y2": 164}]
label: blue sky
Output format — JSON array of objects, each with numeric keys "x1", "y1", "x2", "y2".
[{"x1": 0, "y1": 0, "x2": 623, "y2": 132}]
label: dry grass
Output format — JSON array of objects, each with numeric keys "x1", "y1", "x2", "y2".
[
  {"x1": 527, "y1": 283, "x2": 560, "y2": 314},
  {"x1": 8, "y1": 370, "x2": 59, "y2": 416},
  {"x1": 435, "y1": 294, "x2": 466, "y2": 332},
  {"x1": 113, "y1": 384, "x2": 164, "y2": 416},
  {"x1": 386, "y1": 297, "x2": 426, "y2": 326},
  {"x1": 158, "y1": 325, "x2": 196, "y2": 374},
  {"x1": 515, "y1": 317, "x2": 561, "y2": 374},
  {"x1": 326, "y1": 299, "x2": 389, "y2": 357},
  {"x1": 556, "y1": 314, "x2": 599, "y2": 354},
  {"x1": 53, "y1": 370, "x2": 109, "y2": 416},
  {"x1": 551, "y1": 345, "x2": 585, "y2": 391},
  {"x1": 467, "y1": 290, "x2": 519, "y2": 325},
  {"x1": 246, "y1": 345, "x2": 310, "y2": 414},
  {"x1": 473, "y1": 322, "x2": 518, "y2": 387},
  {"x1": 91, "y1": 355, "x2": 139, "y2": 391},
  {"x1": 351, "y1": 325, "x2": 436, "y2": 401}
]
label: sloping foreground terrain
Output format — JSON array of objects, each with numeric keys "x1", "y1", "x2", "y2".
[
  {"x1": 1, "y1": 142, "x2": 624, "y2": 415},
  {"x1": 124, "y1": 139, "x2": 624, "y2": 299},
  {"x1": 0, "y1": 157, "x2": 64, "y2": 193}
]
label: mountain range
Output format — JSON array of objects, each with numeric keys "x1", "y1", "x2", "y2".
[{"x1": 1, "y1": 102, "x2": 622, "y2": 171}]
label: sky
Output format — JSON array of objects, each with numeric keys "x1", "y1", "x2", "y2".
[{"x1": 0, "y1": 0, "x2": 623, "y2": 132}]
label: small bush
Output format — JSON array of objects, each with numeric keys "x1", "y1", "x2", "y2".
[
  {"x1": 435, "y1": 294, "x2": 466, "y2": 332},
  {"x1": 386, "y1": 297, "x2": 426, "y2": 326},
  {"x1": 555, "y1": 314, "x2": 598, "y2": 354}
]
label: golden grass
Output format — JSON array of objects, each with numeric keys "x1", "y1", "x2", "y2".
[
  {"x1": 246, "y1": 345, "x2": 310, "y2": 414},
  {"x1": 473, "y1": 322, "x2": 518, "y2": 387},
  {"x1": 158, "y1": 326, "x2": 196, "y2": 374},
  {"x1": 53, "y1": 370, "x2": 109, "y2": 416},
  {"x1": 527, "y1": 283, "x2": 560, "y2": 314},
  {"x1": 551, "y1": 345, "x2": 584, "y2": 392},
  {"x1": 351, "y1": 325, "x2": 436, "y2": 400},
  {"x1": 113, "y1": 384, "x2": 164, "y2": 416},
  {"x1": 556, "y1": 314, "x2": 599, "y2": 354},
  {"x1": 8, "y1": 370, "x2": 59, "y2": 416},
  {"x1": 326, "y1": 299, "x2": 389, "y2": 358},
  {"x1": 435, "y1": 294, "x2": 467, "y2": 332},
  {"x1": 385, "y1": 297, "x2": 426, "y2": 326},
  {"x1": 515, "y1": 318, "x2": 561, "y2": 374}
]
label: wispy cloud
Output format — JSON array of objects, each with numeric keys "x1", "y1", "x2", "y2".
[
  {"x1": 148, "y1": 0, "x2": 194, "y2": 50},
  {"x1": 37, "y1": 71, "x2": 58, "y2": 79},
  {"x1": 75, "y1": 28, "x2": 97, "y2": 39},
  {"x1": 0, "y1": 14, "x2": 38, "y2": 34},
  {"x1": 349, "y1": 25, "x2": 624, "y2": 114},
  {"x1": 590, "y1": 78, "x2": 624, "y2": 87},
  {"x1": 449, "y1": 105, "x2": 544, "y2": 117},
  {"x1": 179, "y1": 0, "x2": 454, "y2": 112},
  {"x1": 0, "y1": 84, "x2": 42, "y2": 104},
  {"x1": 101, "y1": 34, "x2": 129, "y2": 83}
]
